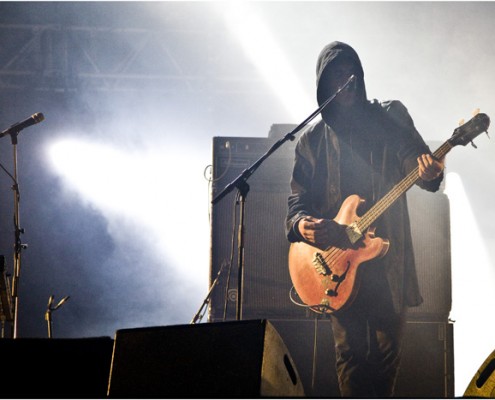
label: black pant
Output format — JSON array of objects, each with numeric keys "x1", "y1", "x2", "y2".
[{"x1": 330, "y1": 264, "x2": 406, "y2": 398}]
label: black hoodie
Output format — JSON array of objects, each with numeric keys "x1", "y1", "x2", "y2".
[{"x1": 286, "y1": 41, "x2": 444, "y2": 312}]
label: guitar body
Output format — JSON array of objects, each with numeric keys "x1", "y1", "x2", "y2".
[{"x1": 288, "y1": 194, "x2": 390, "y2": 314}]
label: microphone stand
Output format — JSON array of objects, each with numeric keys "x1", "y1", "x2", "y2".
[
  {"x1": 8, "y1": 129, "x2": 27, "y2": 339},
  {"x1": 190, "y1": 261, "x2": 229, "y2": 324},
  {"x1": 0, "y1": 113, "x2": 44, "y2": 338},
  {"x1": 212, "y1": 75, "x2": 356, "y2": 321}
]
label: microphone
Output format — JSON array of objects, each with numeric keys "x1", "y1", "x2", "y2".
[{"x1": 0, "y1": 112, "x2": 45, "y2": 138}]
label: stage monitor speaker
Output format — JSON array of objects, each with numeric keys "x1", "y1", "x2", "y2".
[
  {"x1": 0, "y1": 337, "x2": 114, "y2": 398},
  {"x1": 209, "y1": 136, "x2": 451, "y2": 322},
  {"x1": 107, "y1": 319, "x2": 305, "y2": 398},
  {"x1": 464, "y1": 348, "x2": 495, "y2": 398}
]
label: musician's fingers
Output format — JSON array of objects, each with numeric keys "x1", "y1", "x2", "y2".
[
  {"x1": 299, "y1": 217, "x2": 314, "y2": 231},
  {"x1": 417, "y1": 155, "x2": 425, "y2": 169},
  {"x1": 418, "y1": 154, "x2": 434, "y2": 170},
  {"x1": 418, "y1": 154, "x2": 432, "y2": 169},
  {"x1": 303, "y1": 218, "x2": 327, "y2": 231},
  {"x1": 299, "y1": 218, "x2": 323, "y2": 243},
  {"x1": 306, "y1": 227, "x2": 330, "y2": 246},
  {"x1": 418, "y1": 160, "x2": 432, "y2": 181},
  {"x1": 421, "y1": 154, "x2": 444, "y2": 170},
  {"x1": 418, "y1": 154, "x2": 444, "y2": 181},
  {"x1": 301, "y1": 216, "x2": 322, "y2": 225},
  {"x1": 430, "y1": 155, "x2": 445, "y2": 172}
]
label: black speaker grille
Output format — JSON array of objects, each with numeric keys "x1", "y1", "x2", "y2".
[{"x1": 209, "y1": 136, "x2": 303, "y2": 321}]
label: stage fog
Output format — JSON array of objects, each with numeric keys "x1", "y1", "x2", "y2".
[{"x1": 0, "y1": 2, "x2": 494, "y2": 396}]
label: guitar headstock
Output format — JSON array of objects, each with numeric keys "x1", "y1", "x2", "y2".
[{"x1": 449, "y1": 111, "x2": 490, "y2": 148}]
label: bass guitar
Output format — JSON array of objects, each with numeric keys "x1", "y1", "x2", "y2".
[{"x1": 288, "y1": 111, "x2": 490, "y2": 314}]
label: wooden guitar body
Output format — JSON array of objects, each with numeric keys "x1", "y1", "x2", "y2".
[{"x1": 288, "y1": 194, "x2": 389, "y2": 314}]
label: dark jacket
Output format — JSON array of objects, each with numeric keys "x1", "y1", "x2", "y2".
[{"x1": 285, "y1": 41, "x2": 443, "y2": 312}]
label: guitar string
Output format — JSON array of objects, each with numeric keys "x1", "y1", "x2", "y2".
[
  {"x1": 357, "y1": 142, "x2": 451, "y2": 233},
  {"x1": 320, "y1": 142, "x2": 452, "y2": 274},
  {"x1": 323, "y1": 114, "x2": 485, "y2": 262}
]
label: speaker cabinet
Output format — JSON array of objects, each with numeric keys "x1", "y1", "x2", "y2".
[
  {"x1": 0, "y1": 337, "x2": 114, "y2": 398},
  {"x1": 209, "y1": 136, "x2": 451, "y2": 322},
  {"x1": 107, "y1": 319, "x2": 304, "y2": 398},
  {"x1": 209, "y1": 136, "x2": 301, "y2": 321},
  {"x1": 406, "y1": 143, "x2": 452, "y2": 321},
  {"x1": 464, "y1": 348, "x2": 495, "y2": 398},
  {"x1": 269, "y1": 319, "x2": 454, "y2": 398},
  {"x1": 395, "y1": 320, "x2": 454, "y2": 398}
]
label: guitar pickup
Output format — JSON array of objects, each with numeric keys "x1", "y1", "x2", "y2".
[
  {"x1": 312, "y1": 252, "x2": 330, "y2": 275},
  {"x1": 346, "y1": 222, "x2": 363, "y2": 244}
]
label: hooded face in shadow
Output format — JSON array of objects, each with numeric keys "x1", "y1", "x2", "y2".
[{"x1": 316, "y1": 42, "x2": 368, "y2": 123}]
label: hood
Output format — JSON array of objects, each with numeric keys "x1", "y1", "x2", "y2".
[{"x1": 316, "y1": 41, "x2": 367, "y2": 121}]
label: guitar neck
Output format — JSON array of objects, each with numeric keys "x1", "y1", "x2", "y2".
[{"x1": 357, "y1": 141, "x2": 452, "y2": 232}]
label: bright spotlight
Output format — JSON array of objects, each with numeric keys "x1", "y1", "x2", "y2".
[
  {"x1": 48, "y1": 138, "x2": 143, "y2": 211},
  {"x1": 47, "y1": 137, "x2": 210, "y2": 289},
  {"x1": 218, "y1": 2, "x2": 314, "y2": 121},
  {"x1": 445, "y1": 171, "x2": 495, "y2": 396}
]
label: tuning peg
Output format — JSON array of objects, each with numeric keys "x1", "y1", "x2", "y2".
[
  {"x1": 473, "y1": 108, "x2": 480, "y2": 116},
  {"x1": 471, "y1": 140, "x2": 478, "y2": 149}
]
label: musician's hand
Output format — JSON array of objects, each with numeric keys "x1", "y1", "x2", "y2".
[
  {"x1": 418, "y1": 153, "x2": 444, "y2": 181},
  {"x1": 297, "y1": 216, "x2": 359, "y2": 250}
]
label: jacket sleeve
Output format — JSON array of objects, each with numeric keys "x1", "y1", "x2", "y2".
[
  {"x1": 285, "y1": 132, "x2": 313, "y2": 242},
  {"x1": 381, "y1": 100, "x2": 444, "y2": 192}
]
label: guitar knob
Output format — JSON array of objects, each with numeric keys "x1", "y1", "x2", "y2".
[{"x1": 325, "y1": 289, "x2": 337, "y2": 297}]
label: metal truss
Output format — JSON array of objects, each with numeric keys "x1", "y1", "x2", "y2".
[{"x1": 0, "y1": 22, "x2": 262, "y2": 94}]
